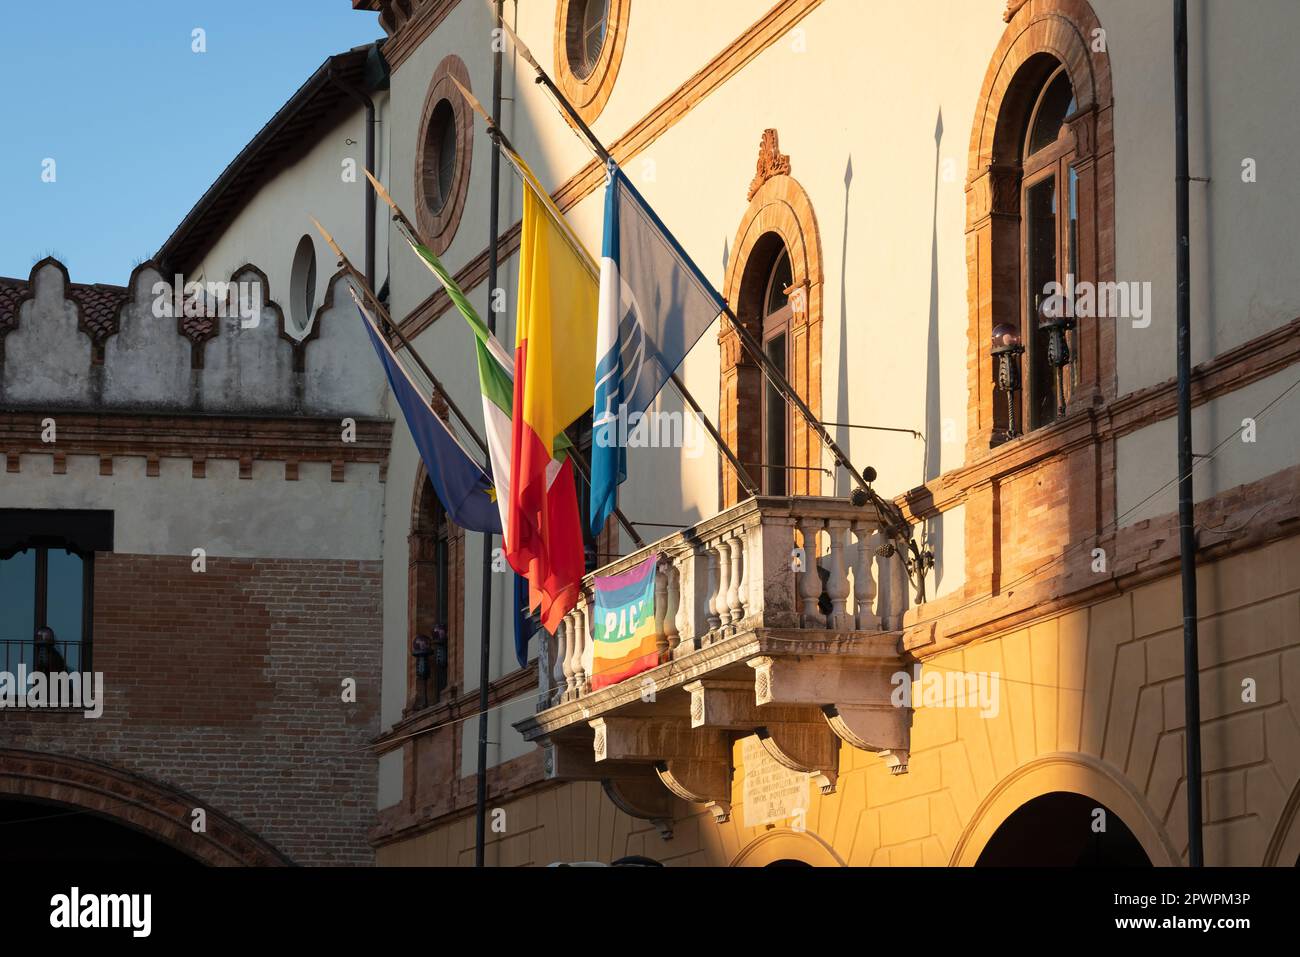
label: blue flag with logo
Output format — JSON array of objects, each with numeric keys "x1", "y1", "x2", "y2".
[
  {"x1": 590, "y1": 162, "x2": 727, "y2": 536},
  {"x1": 358, "y1": 302, "x2": 502, "y2": 535}
]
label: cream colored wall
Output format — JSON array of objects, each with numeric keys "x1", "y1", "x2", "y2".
[
  {"x1": 1116, "y1": 363, "x2": 1300, "y2": 526},
  {"x1": 379, "y1": 533, "x2": 1300, "y2": 866},
  {"x1": 373, "y1": 0, "x2": 1300, "y2": 783},
  {"x1": 1101, "y1": 0, "x2": 1300, "y2": 394},
  {"x1": 191, "y1": 95, "x2": 390, "y2": 338}
]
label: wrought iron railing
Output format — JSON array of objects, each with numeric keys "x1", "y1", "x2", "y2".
[{"x1": 0, "y1": 638, "x2": 89, "y2": 676}]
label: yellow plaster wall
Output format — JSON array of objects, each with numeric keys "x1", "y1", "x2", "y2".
[{"x1": 377, "y1": 534, "x2": 1300, "y2": 866}]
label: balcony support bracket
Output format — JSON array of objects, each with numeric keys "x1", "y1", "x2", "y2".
[{"x1": 749, "y1": 654, "x2": 911, "y2": 774}]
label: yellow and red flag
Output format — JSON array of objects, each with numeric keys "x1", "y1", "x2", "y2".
[{"x1": 507, "y1": 156, "x2": 598, "y2": 634}]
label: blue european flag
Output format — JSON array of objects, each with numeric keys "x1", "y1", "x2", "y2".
[
  {"x1": 358, "y1": 303, "x2": 502, "y2": 536},
  {"x1": 590, "y1": 163, "x2": 726, "y2": 537}
]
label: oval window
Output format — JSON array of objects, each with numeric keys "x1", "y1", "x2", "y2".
[{"x1": 291, "y1": 234, "x2": 317, "y2": 332}]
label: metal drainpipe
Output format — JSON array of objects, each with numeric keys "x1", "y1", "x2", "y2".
[
  {"x1": 474, "y1": 0, "x2": 506, "y2": 871},
  {"x1": 328, "y1": 63, "x2": 378, "y2": 291},
  {"x1": 1173, "y1": 0, "x2": 1203, "y2": 867}
]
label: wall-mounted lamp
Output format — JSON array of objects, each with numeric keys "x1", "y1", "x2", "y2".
[
  {"x1": 412, "y1": 633, "x2": 431, "y2": 709},
  {"x1": 991, "y1": 323, "x2": 1024, "y2": 439},
  {"x1": 1037, "y1": 295, "x2": 1076, "y2": 421},
  {"x1": 431, "y1": 624, "x2": 448, "y2": 699}
]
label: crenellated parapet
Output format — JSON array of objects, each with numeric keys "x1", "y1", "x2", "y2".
[{"x1": 0, "y1": 258, "x2": 387, "y2": 418}]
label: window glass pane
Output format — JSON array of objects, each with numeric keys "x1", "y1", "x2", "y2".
[
  {"x1": 580, "y1": 0, "x2": 609, "y2": 77},
  {"x1": 0, "y1": 549, "x2": 37, "y2": 671},
  {"x1": 437, "y1": 111, "x2": 456, "y2": 205},
  {"x1": 1026, "y1": 176, "x2": 1057, "y2": 429},
  {"x1": 46, "y1": 549, "x2": 84, "y2": 671},
  {"x1": 1027, "y1": 70, "x2": 1076, "y2": 156},
  {"x1": 765, "y1": 250, "x2": 792, "y2": 316},
  {"x1": 764, "y1": 335, "x2": 788, "y2": 496}
]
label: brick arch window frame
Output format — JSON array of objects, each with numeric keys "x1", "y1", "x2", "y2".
[
  {"x1": 553, "y1": 0, "x2": 632, "y2": 125},
  {"x1": 406, "y1": 461, "x2": 466, "y2": 713},
  {"x1": 965, "y1": 0, "x2": 1115, "y2": 455},
  {"x1": 720, "y1": 164, "x2": 824, "y2": 508},
  {"x1": 414, "y1": 55, "x2": 474, "y2": 256}
]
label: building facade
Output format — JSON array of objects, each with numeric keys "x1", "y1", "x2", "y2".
[
  {"x1": 4, "y1": 0, "x2": 1299, "y2": 868},
  {"x1": 363, "y1": 0, "x2": 1300, "y2": 867},
  {"x1": 0, "y1": 45, "x2": 392, "y2": 865}
]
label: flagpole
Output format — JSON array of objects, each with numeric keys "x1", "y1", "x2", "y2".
[
  {"x1": 499, "y1": 22, "x2": 908, "y2": 539},
  {"x1": 365, "y1": 169, "x2": 649, "y2": 550},
  {"x1": 311, "y1": 217, "x2": 490, "y2": 459},
  {"x1": 447, "y1": 77, "x2": 761, "y2": 500},
  {"x1": 474, "y1": 0, "x2": 505, "y2": 869}
]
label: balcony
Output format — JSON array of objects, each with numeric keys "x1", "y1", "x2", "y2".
[{"x1": 513, "y1": 495, "x2": 914, "y2": 831}]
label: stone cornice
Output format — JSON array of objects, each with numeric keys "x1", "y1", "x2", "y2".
[
  {"x1": 896, "y1": 317, "x2": 1300, "y2": 523},
  {"x1": 0, "y1": 409, "x2": 392, "y2": 480},
  {"x1": 370, "y1": 664, "x2": 538, "y2": 755}
]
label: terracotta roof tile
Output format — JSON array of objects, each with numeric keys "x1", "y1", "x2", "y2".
[
  {"x1": 70, "y1": 282, "x2": 128, "y2": 344},
  {"x1": 0, "y1": 278, "x2": 28, "y2": 333}
]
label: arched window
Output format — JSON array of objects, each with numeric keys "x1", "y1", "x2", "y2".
[
  {"x1": 966, "y1": 0, "x2": 1115, "y2": 452},
  {"x1": 721, "y1": 134, "x2": 825, "y2": 508},
  {"x1": 408, "y1": 473, "x2": 463, "y2": 712},
  {"x1": 760, "y1": 246, "x2": 794, "y2": 495},
  {"x1": 1019, "y1": 63, "x2": 1078, "y2": 432}
]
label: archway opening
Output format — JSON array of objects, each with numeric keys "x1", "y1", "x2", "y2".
[
  {"x1": 0, "y1": 798, "x2": 202, "y2": 865},
  {"x1": 975, "y1": 791, "x2": 1151, "y2": 866}
]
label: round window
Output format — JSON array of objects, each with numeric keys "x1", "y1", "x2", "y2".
[
  {"x1": 422, "y1": 99, "x2": 457, "y2": 214},
  {"x1": 567, "y1": 0, "x2": 609, "y2": 80}
]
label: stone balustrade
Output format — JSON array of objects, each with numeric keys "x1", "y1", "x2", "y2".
[
  {"x1": 535, "y1": 495, "x2": 910, "y2": 712},
  {"x1": 520, "y1": 496, "x2": 915, "y2": 826}
]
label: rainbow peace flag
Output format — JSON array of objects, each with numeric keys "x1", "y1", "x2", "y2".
[{"x1": 590, "y1": 554, "x2": 661, "y2": 690}]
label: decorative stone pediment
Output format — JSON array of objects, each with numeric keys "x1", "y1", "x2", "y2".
[{"x1": 747, "y1": 129, "x2": 791, "y2": 200}]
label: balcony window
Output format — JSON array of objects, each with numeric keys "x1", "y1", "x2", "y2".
[{"x1": 0, "y1": 541, "x2": 93, "y2": 675}]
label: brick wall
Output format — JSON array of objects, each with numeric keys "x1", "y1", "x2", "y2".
[{"x1": 5, "y1": 553, "x2": 383, "y2": 866}]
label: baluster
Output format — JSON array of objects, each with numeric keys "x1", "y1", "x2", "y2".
[
  {"x1": 708, "y1": 539, "x2": 726, "y2": 633},
  {"x1": 558, "y1": 614, "x2": 575, "y2": 702},
  {"x1": 851, "y1": 521, "x2": 879, "y2": 630},
  {"x1": 664, "y1": 559, "x2": 682, "y2": 653},
  {"x1": 573, "y1": 601, "x2": 590, "y2": 694},
  {"x1": 726, "y1": 531, "x2": 745, "y2": 625},
  {"x1": 738, "y1": 527, "x2": 754, "y2": 623},
  {"x1": 890, "y1": 548, "x2": 910, "y2": 631},
  {"x1": 825, "y1": 520, "x2": 851, "y2": 630},
  {"x1": 536, "y1": 626, "x2": 553, "y2": 711},
  {"x1": 797, "y1": 518, "x2": 824, "y2": 627},
  {"x1": 875, "y1": 540, "x2": 909, "y2": 631},
  {"x1": 653, "y1": 561, "x2": 670, "y2": 660}
]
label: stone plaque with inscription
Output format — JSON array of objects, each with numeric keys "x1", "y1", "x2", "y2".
[{"x1": 741, "y1": 734, "x2": 810, "y2": 828}]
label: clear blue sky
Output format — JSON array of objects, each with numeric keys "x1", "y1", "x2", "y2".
[{"x1": 0, "y1": 1, "x2": 382, "y2": 285}]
